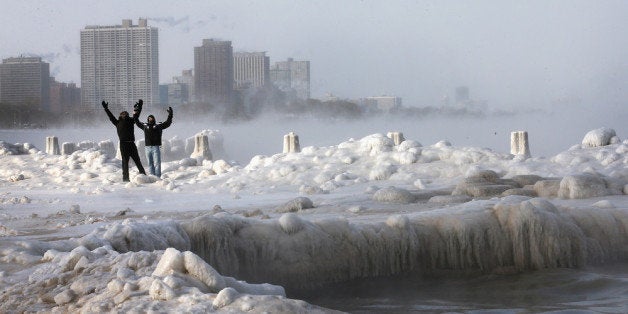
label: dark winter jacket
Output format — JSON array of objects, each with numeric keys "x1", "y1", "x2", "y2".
[
  {"x1": 135, "y1": 111, "x2": 173, "y2": 146},
  {"x1": 104, "y1": 108, "x2": 140, "y2": 142}
]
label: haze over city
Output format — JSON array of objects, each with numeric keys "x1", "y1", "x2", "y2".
[{"x1": 3, "y1": 0, "x2": 628, "y2": 110}]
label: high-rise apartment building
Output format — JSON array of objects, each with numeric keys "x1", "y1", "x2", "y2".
[
  {"x1": 233, "y1": 52, "x2": 270, "y2": 90},
  {"x1": 50, "y1": 77, "x2": 80, "y2": 114},
  {"x1": 173, "y1": 69, "x2": 194, "y2": 102},
  {"x1": 270, "y1": 58, "x2": 310, "y2": 99},
  {"x1": 194, "y1": 39, "x2": 233, "y2": 106},
  {"x1": 0, "y1": 57, "x2": 50, "y2": 110},
  {"x1": 80, "y1": 18, "x2": 158, "y2": 110}
]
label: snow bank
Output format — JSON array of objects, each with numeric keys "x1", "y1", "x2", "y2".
[{"x1": 0, "y1": 141, "x2": 38, "y2": 155}]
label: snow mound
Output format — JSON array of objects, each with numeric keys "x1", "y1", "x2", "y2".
[
  {"x1": 279, "y1": 213, "x2": 306, "y2": 234},
  {"x1": 557, "y1": 174, "x2": 611, "y2": 199},
  {"x1": 372, "y1": 186, "x2": 416, "y2": 204},
  {"x1": 213, "y1": 287, "x2": 239, "y2": 308},
  {"x1": 0, "y1": 141, "x2": 37, "y2": 155},
  {"x1": 103, "y1": 219, "x2": 191, "y2": 252},
  {"x1": 582, "y1": 127, "x2": 619, "y2": 147},
  {"x1": 275, "y1": 196, "x2": 314, "y2": 213},
  {"x1": 0, "y1": 246, "x2": 309, "y2": 313},
  {"x1": 358, "y1": 133, "x2": 394, "y2": 155}
]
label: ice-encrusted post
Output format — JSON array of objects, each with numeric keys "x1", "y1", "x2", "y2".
[
  {"x1": 98, "y1": 140, "x2": 116, "y2": 158},
  {"x1": 387, "y1": 131, "x2": 405, "y2": 145},
  {"x1": 510, "y1": 131, "x2": 531, "y2": 158},
  {"x1": 191, "y1": 134, "x2": 213, "y2": 160},
  {"x1": 61, "y1": 142, "x2": 76, "y2": 155},
  {"x1": 283, "y1": 132, "x2": 300, "y2": 153},
  {"x1": 45, "y1": 136, "x2": 60, "y2": 155}
]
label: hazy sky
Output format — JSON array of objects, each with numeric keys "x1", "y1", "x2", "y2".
[{"x1": 2, "y1": 0, "x2": 628, "y2": 109}]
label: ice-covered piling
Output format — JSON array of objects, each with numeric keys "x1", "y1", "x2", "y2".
[
  {"x1": 387, "y1": 131, "x2": 405, "y2": 145},
  {"x1": 45, "y1": 136, "x2": 60, "y2": 155},
  {"x1": 510, "y1": 131, "x2": 531, "y2": 158},
  {"x1": 191, "y1": 134, "x2": 213, "y2": 160},
  {"x1": 61, "y1": 142, "x2": 76, "y2": 155},
  {"x1": 98, "y1": 140, "x2": 116, "y2": 158},
  {"x1": 283, "y1": 132, "x2": 300, "y2": 153}
]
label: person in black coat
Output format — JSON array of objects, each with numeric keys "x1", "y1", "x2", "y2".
[
  {"x1": 135, "y1": 106, "x2": 173, "y2": 177},
  {"x1": 102, "y1": 99, "x2": 146, "y2": 182}
]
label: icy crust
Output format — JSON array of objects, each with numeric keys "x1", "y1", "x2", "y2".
[
  {"x1": 182, "y1": 197, "x2": 628, "y2": 290},
  {"x1": 0, "y1": 140, "x2": 39, "y2": 155},
  {"x1": 0, "y1": 246, "x2": 331, "y2": 313},
  {"x1": 0, "y1": 220, "x2": 333, "y2": 313},
  {"x1": 3, "y1": 196, "x2": 626, "y2": 311}
]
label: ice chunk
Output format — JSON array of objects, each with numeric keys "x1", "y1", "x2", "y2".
[
  {"x1": 558, "y1": 174, "x2": 609, "y2": 199},
  {"x1": 372, "y1": 186, "x2": 416, "y2": 204},
  {"x1": 275, "y1": 197, "x2": 314, "y2": 213},
  {"x1": 279, "y1": 213, "x2": 305, "y2": 234},
  {"x1": 183, "y1": 251, "x2": 226, "y2": 292},
  {"x1": 152, "y1": 247, "x2": 185, "y2": 277},
  {"x1": 213, "y1": 287, "x2": 239, "y2": 308},
  {"x1": 582, "y1": 127, "x2": 618, "y2": 147}
]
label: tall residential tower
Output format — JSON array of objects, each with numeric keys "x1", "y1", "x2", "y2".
[
  {"x1": 80, "y1": 18, "x2": 159, "y2": 110},
  {"x1": 0, "y1": 57, "x2": 50, "y2": 111},
  {"x1": 194, "y1": 39, "x2": 233, "y2": 106}
]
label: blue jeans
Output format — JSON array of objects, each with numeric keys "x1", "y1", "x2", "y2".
[{"x1": 145, "y1": 146, "x2": 162, "y2": 177}]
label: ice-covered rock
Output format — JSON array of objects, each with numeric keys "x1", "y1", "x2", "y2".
[
  {"x1": 558, "y1": 174, "x2": 609, "y2": 199},
  {"x1": 534, "y1": 179, "x2": 561, "y2": 198},
  {"x1": 372, "y1": 186, "x2": 415, "y2": 204},
  {"x1": 582, "y1": 127, "x2": 619, "y2": 147},
  {"x1": 213, "y1": 287, "x2": 239, "y2": 308},
  {"x1": 279, "y1": 213, "x2": 305, "y2": 234},
  {"x1": 275, "y1": 197, "x2": 314, "y2": 213}
]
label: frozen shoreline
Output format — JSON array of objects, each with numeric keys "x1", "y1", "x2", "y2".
[{"x1": 1, "y1": 127, "x2": 627, "y2": 312}]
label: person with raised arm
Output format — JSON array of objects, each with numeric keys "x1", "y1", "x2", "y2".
[
  {"x1": 134, "y1": 106, "x2": 173, "y2": 177},
  {"x1": 102, "y1": 99, "x2": 146, "y2": 182}
]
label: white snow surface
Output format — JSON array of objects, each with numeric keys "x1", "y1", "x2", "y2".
[{"x1": 0, "y1": 128, "x2": 627, "y2": 313}]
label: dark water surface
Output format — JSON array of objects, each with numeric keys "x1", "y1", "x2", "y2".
[{"x1": 301, "y1": 265, "x2": 628, "y2": 313}]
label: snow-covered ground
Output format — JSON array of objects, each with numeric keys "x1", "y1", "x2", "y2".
[{"x1": 0, "y1": 125, "x2": 627, "y2": 313}]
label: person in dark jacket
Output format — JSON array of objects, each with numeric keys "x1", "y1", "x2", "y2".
[
  {"x1": 135, "y1": 106, "x2": 173, "y2": 177},
  {"x1": 102, "y1": 99, "x2": 146, "y2": 182}
]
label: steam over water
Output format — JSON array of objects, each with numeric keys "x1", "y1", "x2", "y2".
[{"x1": 3, "y1": 106, "x2": 627, "y2": 163}]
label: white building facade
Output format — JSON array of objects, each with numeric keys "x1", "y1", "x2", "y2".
[
  {"x1": 233, "y1": 52, "x2": 270, "y2": 90},
  {"x1": 80, "y1": 19, "x2": 159, "y2": 110}
]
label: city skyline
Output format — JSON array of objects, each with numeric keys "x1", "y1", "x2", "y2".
[{"x1": 2, "y1": 1, "x2": 628, "y2": 111}]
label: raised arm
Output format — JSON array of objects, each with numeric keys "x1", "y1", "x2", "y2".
[
  {"x1": 132, "y1": 99, "x2": 144, "y2": 128},
  {"x1": 102, "y1": 101, "x2": 117, "y2": 125},
  {"x1": 160, "y1": 106, "x2": 173, "y2": 129}
]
